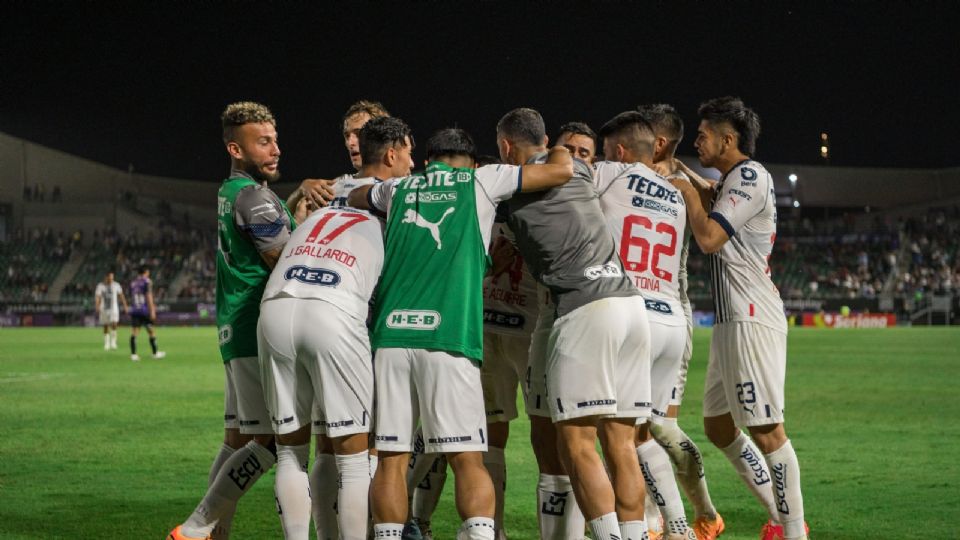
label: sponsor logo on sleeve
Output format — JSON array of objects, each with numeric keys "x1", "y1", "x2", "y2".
[
  {"x1": 284, "y1": 265, "x2": 341, "y2": 286},
  {"x1": 740, "y1": 167, "x2": 757, "y2": 181}
]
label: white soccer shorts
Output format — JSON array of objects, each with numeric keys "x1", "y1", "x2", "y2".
[
  {"x1": 374, "y1": 348, "x2": 487, "y2": 454},
  {"x1": 223, "y1": 356, "x2": 273, "y2": 435},
  {"x1": 546, "y1": 295, "x2": 651, "y2": 422},
  {"x1": 99, "y1": 309, "x2": 119, "y2": 326},
  {"x1": 637, "y1": 321, "x2": 686, "y2": 425},
  {"x1": 702, "y1": 321, "x2": 787, "y2": 427},
  {"x1": 258, "y1": 297, "x2": 373, "y2": 438},
  {"x1": 481, "y1": 331, "x2": 532, "y2": 423},
  {"x1": 669, "y1": 320, "x2": 695, "y2": 407}
]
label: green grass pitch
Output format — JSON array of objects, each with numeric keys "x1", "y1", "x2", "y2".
[{"x1": 1, "y1": 326, "x2": 958, "y2": 539}]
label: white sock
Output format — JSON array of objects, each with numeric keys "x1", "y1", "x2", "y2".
[
  {"x1": 275, "y1": 444, "x2": 311, "y2": 540},
  {"x1": 457, "y1": 517, "x2": 496, "y2": 540},
  {"x1": 588, "y1": 512, "x2": 621, "y2": 540},
  {"x1": 310, "y1": 452, "x2": 340, "y2": 540},
  {"x1": 651, "y1": 419, "x2": 718, "y2": 519},
  {"x1": 643, "y1": 491, "x2": 662, "y2": 534},
  {"x1": 720, "y1": 431, "x2": 779, "y2": 522},
  {"x1": 182, "y1": 440, "x2": 276, "y2": 538},
  {"x1": 373, "y1": 523, "x2": 404, "y2": 538},
  {"x1": 369, "y1": 452, "x2": 379, "y2": 478},
  {"x1": 537, "y1": 474, "x2": 586, "y2": 540},
  {"x1": 336, "y1": 451, "x2": 371, "y2": 540},
  {"x1": 620, "y1": 520, "x2": 649, "y2": 540},
  {"x1": 207, "y1": 444, "x2": 237, "y2": 540},
  {"x1": 411, "y1": 455, "x2": 447, "y2": 526},
  {"x1": 483, "y1": 447, "x2": 507, "y2": 534},
  {"x1": 637, "y1": 439, "x2": 689, "y2": 534},
  {"x1": 104, "y1": 334, "x2": 110, "y2": 348},
  {"x1": 110, "y1": 329, "x2": 117, "y2": 347},
  {"x1": 764, "y1": 440, "x2": 806, "y2": 539}
]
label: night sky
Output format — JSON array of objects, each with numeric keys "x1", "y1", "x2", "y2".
[{"x1": 2, "y1": 2, "x2": 957, "y2": 185}]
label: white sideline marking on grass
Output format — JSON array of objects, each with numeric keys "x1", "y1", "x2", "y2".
[{"x1": 0, "y1": 372, "x2": 66, "y2": 384}]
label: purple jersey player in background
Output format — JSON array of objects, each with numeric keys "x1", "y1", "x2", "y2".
[{"x1": 129, "y1": 265, "x2": 166, "y2": 361}]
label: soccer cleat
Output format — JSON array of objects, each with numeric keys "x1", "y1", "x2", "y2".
[
  {"x1": 166, "y1": 525, "x2": 209, "y2": 540},
  {"x1": 693, "y1": 513, "x2": 726, "y2": 540},
  {"x1": 402, "y1": 519, "x2": 424, "y2": 540},
  {"x1": 760, "y1": 520, "x2": 809, "y2": 540},
  {"x1": 154, "y1": 351, "x2": 167, "y2": 359},
  {"x1": 110, "y1": 342, "x2": 118, "y2": 350},
  {"x1": 131, "y1": 354, "x2": 140, "y2": 362},
  {"x1": 664, "y1": 530, "x2": 698, "y2": 540},
  {"x1": 648, "y1": 532, "x2": 663, "y2": 540},
  {"x1": 104, "y1": 343, "x2": 110, "y2": 350}
]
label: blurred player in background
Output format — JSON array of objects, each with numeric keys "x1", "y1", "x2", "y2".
[
  {"x1": 592, "y1": 111, "x2": 697, "y2": 540},
  {"x1": 128, "y1": 265, "x2": 165, "y2": 361},
  {"x1": 668, "y1": 97, "x2": 809, "y2": 540},
  {"x1": 94, "y1": 270, "x2": 127, "y2": 351},
  {"x1": 636, "y1": 103, "x2": 724, "y2": 540},
  {"x1": 169, "y1": 101, "x2": 302, "y2": 540},
  {"x1": 498, "y1": 108, "x2": 650, "y2": 540}
]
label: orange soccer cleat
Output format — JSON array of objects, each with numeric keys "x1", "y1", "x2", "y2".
[
  {"x1": 693, "y1": 513, "x2": 726, "y2": 540},
  {"x1": 166, "y1": 525, "x2": 210, "y2": 540}
]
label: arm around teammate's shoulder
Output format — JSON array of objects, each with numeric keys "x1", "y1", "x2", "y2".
[
  {"x1": 518, "y1": 146, "x2": 574, "y2": 192},
  {"x1": 347, "y1": 184, "x2": 373, "y2": 209}
]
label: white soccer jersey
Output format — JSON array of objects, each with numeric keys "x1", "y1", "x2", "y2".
[
  {"x1": 594, "y1": 161, "x2": 687, "y2": 325},
  {"x1": 707, "y1": 160, "x2": 786, "y2": 333},
  {"x1": 483, "y1": 221, "x2": 539, "y2": 337},
  {"x1": 95, "y1": 281, "x2": 123, "y2": 313},
  {"x1": 262, "y1": 206, "x2": 384, "y2": 322},
  {"x1": 331, "y1": 173, "x2": 377, "y2": 208},
  {"x1": 367, "y1": 163, "x2": 520, "y2": 250}
]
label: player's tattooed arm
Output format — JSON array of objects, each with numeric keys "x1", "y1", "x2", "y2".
[
  {"x1": 287, "y1": 178, "x2": 335, "y2": 210},
  {"x1": 668, "y1": 176, "x2": 729, "y2": 254},
  {"x1": 518, "y1": 146, "x2": 575, "y2": 192}
]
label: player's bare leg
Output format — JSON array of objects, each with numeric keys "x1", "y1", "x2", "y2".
[
  {"x1": 311, "y1": 434, "x2": 340, "y2": 540},
  {"x1": 446, "y1": 450, "x2": 496, "y2": 539},
  {"x1": 556, "y1": 416, "x2": 642, "y2": 540},
  {"x1": 372, "y1": 450, "x2": 413, "y2": 532},
  {"x1": 276, "y1": 425, "x2": 312, "y2": 540},
  {"x1": 530, "y1": 415, "x2": 585, "y2": 540},
  {"x1": 748, "y1": 423, "x2": 807, "y2": 540},
  {"x1": 649, "y1": 404, "x2": 722, "y2": 539},
  {"x1": 408, "y1": 428, "x2": 448, "y2": 538}
]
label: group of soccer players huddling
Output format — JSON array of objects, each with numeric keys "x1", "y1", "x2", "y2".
[{"x1": 167, "y1": 97, "x2": 810, "y2": 540}]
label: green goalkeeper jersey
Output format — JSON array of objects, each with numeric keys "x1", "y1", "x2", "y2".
[
  {"x1": 216, "y1": 174, "x2": 294, "y2": 362},
  {"x1": 371, "y1": 162, "x2": 492, "y2": 361}
]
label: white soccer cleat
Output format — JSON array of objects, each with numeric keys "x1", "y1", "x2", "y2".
[
  {"x1": 153, "y1": 351, "x2": 167, "y2": 359},
  {"x1": 131, "y1": 354, "x2": 140, "y2": 362},
  {"x1": 110, "y1": 343, "x2": 118, "y2": 350},
  {"x1": 104, "y1": 343, "x2": 110, "y2": 350}
]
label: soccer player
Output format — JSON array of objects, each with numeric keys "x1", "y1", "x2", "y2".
[
  {"x1": 94, "y1": 271, "x2": 127, "y2": 352},
  {"x1": 169, "y1": 101, "x2": 297, "y2": 540},
  {"x1": 128, "y1": 265, "x2": 165, "y2": 360},
  {"x1": 636, "y1": 103, "x2": 724, "y2": 540},
  {"x1": 592, "y1": 111, "x2": 697, "y2": 540},
  {"x1": 497, "y1": 108, "x2": 651, "y2": 540},
  {"x1": 555, "y1": 122, "x2": 598, "y2": 164},
  {"x1": 258, "y1": 200, "x2": 386, "y2": 540},
  {"x1": 479, "y1": 203, "x2": 540, "y2": 539},
  {"x1": 348, "y1": 127, "x2": 573, "y2": 540},
  {"x1": 667, "y1": 97, "x2": 809, "y2": 540}
]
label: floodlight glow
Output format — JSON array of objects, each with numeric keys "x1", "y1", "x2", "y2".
[
  {"x1": 789, "y1": 173, "x2": 798, "y2": 183},
  {"x1": 793, "y1": 200, "x2": 800, "y2": 208}
]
